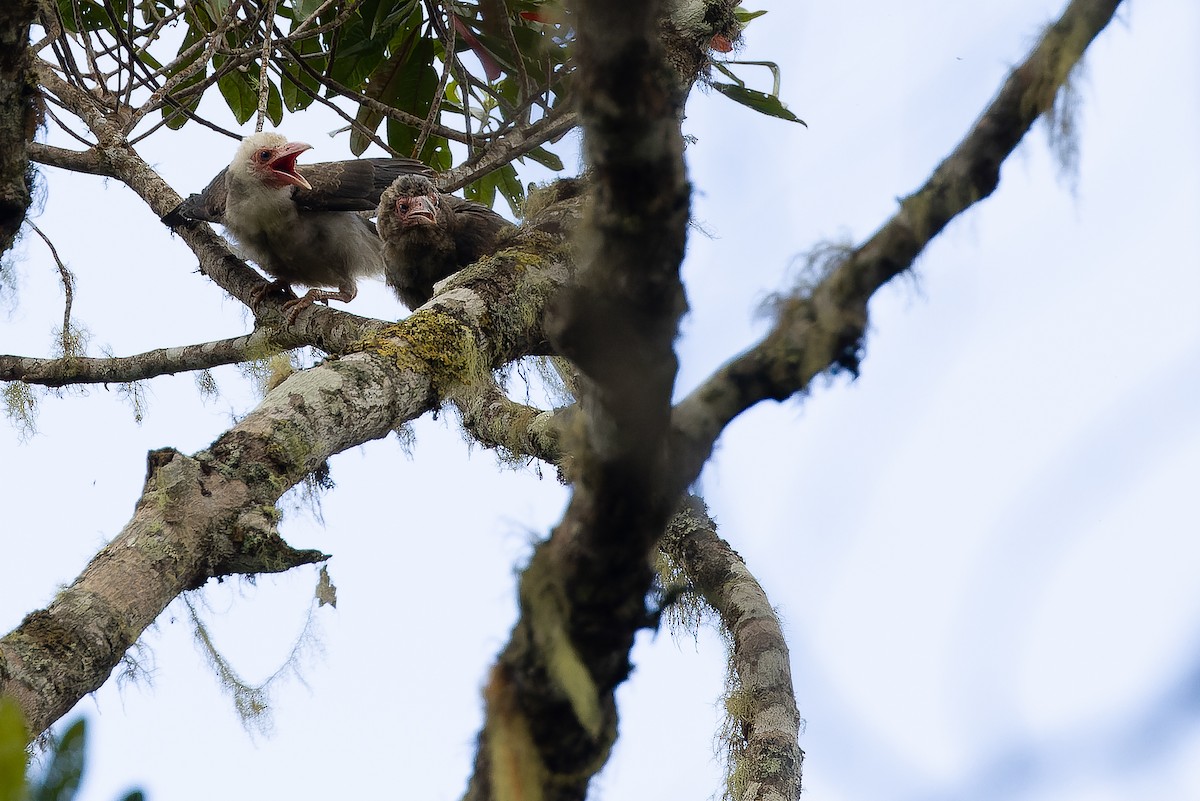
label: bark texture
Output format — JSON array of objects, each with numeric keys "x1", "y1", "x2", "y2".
[
  {"x1": 661, "y1": 498, "x2": 803, "y2": 801},
  {"x1": 463, "y1": 0, "x2": 691, "y2": 798},
  {"x1": 0, "y1": 0, "x2": 38, "y2": 258},
  {"x1": 0, "y1": 208, "x2": 576, "y2": 736}
]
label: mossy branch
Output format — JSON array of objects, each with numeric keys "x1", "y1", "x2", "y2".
[
  {"x1": 0, "y1": 330, "x2": 301, "y2": 387},
  {"x1": 670, "y1": 0, "x2": 1126, "y2": 483},
  {"x1": 660, "y1": 497, "x2": 803, "y2": 801}
]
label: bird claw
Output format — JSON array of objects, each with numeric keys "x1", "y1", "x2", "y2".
[
  {"x1": 250, "y1": 280, "x2": 297, "y2": 309},
  {"x1": 281, "y1": 287, "x2": 354, "y2": 324},
  {"x1": 282, "y1": 294, "x2": 318, "y2": 325}
]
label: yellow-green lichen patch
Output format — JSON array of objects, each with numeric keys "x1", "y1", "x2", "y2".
[
  {"x1": 359, "y1": 311, "x2": 485, "y2": 394},
  {"x1": 264, "y1": 418, "x2": 317, "y2": 489}
]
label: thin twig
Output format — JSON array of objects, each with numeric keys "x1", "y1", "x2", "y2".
[
  {"x1": 255, "y1": 0, "x2": 278, "y2": 132},
  {"x1": 274, "y1": 36, "x2": 471, "y2": 145},
  {"x1": 263, "y1": 59, "x2": 398, "y2": 155},
  {"x1": 27, "y1": 222, "x2": 76, "y2": 358},
  {"x1": 413, "y1": 0, "x2": 456, "y2": 159}
]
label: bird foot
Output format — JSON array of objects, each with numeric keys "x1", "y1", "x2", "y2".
[
  {"x1": 250, "y1": 280, "x2": 298, "y2": 310},
  {"x1": 281, "y1": 287, "x2": 355, "y2": 324},
  {"x1": 282, "y1": 293, "x2": 320, "y2": 324}
]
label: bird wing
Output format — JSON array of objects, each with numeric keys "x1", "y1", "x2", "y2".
[
  {"x1": 162, "y1": 168, "x2": 228, "y2": 225},
  {"x1": 445, "y1": 195, "x2": 512, "y2": 238},
  {"x1": 443, "y1": 194, "x2": 514, "y2": 263},
  {"x1": 163, "y1": 158, "x2": 434, "y2": 225},
  {"x1": 293, "y1": 158, "x2": 434, "y2": 213}
]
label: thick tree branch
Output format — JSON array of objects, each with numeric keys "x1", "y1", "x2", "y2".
[
  {"x1": 671, "y1": 0, "x2": 1125, "y2": 483},
  {"x1": 0, "y1": 190, "x2": 579, "y2": 737},
  {"x1": 661, "y1": 497, "x2": 803, "y2": 801},
  {"x1": 0, "y1": 352, "x2": 403, "y2": 736},
  {"x1": 464, "y1": 0, "x2": 691, "y2": 797},
  {"x1": 451, "y1": 375, "x2": 569, "y2": 469},
  {"x1": 28, "y1": 141, "x2": 113, "y2": 176},
  {"x1": 0, "y1": 1, "x2": 39, "y2": 257}
]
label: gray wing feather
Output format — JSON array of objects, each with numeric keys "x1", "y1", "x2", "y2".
[{"x1": 163, "y1": 158, "x2": 433, "y2": 226}]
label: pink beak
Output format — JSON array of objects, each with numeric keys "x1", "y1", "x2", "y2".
[
  {"x1": 268, "y1": 141, "x2": 313, "y2": 190},
  {"x1": 400, "y1": 195, "x2": 437, "y2": 224}
]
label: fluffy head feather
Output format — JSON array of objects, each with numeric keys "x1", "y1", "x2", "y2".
[{"x1": 229, "y1": 131, "x2": 313, "y2": 191}]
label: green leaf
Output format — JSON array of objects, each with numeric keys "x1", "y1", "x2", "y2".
[
  {"x1": 294, "y1": 0, "x2": 325, "y2": 20},
  {"x1": 350, "y1": 13, "x2": 424, "y2": 155},
  {"x1": 710, "y1": 82, "x2": 806, "y2": 125},
  {"x1": 330, "y1": 3, "x2": 417, "y2": 90},
  {"x1": 117, "y1": 792, "x2": 146, "y2": 801},
  {"x1": 280, "y1": 32, "x2": 323, "y2": 112},
  {"x1": 162, "y1": 69, "x2": 205, "y2": 130},
  {"x1": 182, "y1": 1, "x2": 218, "y2": 33},
  {"x1": 30, "y1": 719, "x2": 85, "y2": 801},
  {"x1": 713, "y1": 62, "x2": 744, "y2": 88},
  {"x1": 135, "y1": 50, "x2": 163, "y2": 71},
  {"x1": 734, "y1": 7, "x2": 767, "y2": 24},
  {"x1": 721, "y1": 59, "x2": 783, "y2": 96},
  {"x1": 56, "y1": 0, "x2": 113, "y2": 33},
  {"x1": 375, "y1": 36, "x2": 439, "y2": 158},
  {"x1": 424, "y1": 136, "x2": 453, "y2": 172},
  {"x1": 0, "y1": 699, "x2": 28, "y2": 801},
  {"x1": 365, "y1": 0, "x2": 415, "y2": 39},
  {"x1": 201, "y1": 0, "x2": 232, "y2": 19},
  {"x1": 495, "y1": 164, "x2": 524, "y2": 213},
  {"x1": 464, "y1": 173, "x2": 496, "y2": 207},
  {"x1": 162, "y1": 25, "x2": 207, "y2": 130},
  {"x1": 465, "y1": 165, "x2": 523, "y2": 214},
  {"x1": 523, "y1": 146, "x2": 563, "y2": 172},
  {"x1": 266, "y1": 80, "x2": 284, "y2": 126},
  {"x1": 215, "y1": 57, "x2": 258, "y2": 124}
]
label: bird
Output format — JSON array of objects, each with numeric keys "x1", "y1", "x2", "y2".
[
  {"x1": 164, "y1": 131, "x2": 434, "y2": 320},
  {"x1": 376, "y1": 173, "x2": 514, "y2": 310}
]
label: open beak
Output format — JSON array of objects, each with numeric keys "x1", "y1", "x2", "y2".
[{"x1": 268, "y1": 141, "x2": 313, "y2": 190}]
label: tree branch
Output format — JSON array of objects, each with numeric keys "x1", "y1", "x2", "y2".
[
  {"x1": 440, "y1": 107, "x2": 579, "y2": 194},
  {"x1": 0, "y1": 0, "x2": 40, "y2": 258},
  {"x1": 0, "y1": 186, "x2": 581, "y2": 738},
  {"x1": 464, "y1": 0, "x2": 691, "y2": 796},
  {"x1": 671, "y1": 0, "x2": 1125, "y2": 484},
  {"x1": 0, "y1": 329, "x2": 302, "y2": 386},
  {"x1": 28, "y1": 141, "x2": 113, "y2": 176},
  {"x1": 450, "y1": 374, "x2": 570, "y2": 469},
  {"x1": 0, "y1": 352, "x2": 405, "y2": 737},
  {"x1": 661, "y1": 497, "x2": 804, "y2": 801}
]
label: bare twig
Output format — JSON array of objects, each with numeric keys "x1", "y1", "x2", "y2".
[
  {"x1": 0, "y1": 329, "x2": 303, "y2": 387},
  {"x1": 440, "y1": 106, "x2": 577, "y2": 192},
  {"x1": 274, "y1": 36, "x2": 471, "y2": 145},
  {"x1": 26, "y1": 222, "x2": 76, "y2": 357},
  {"x1": 254, "y1": 0, "x2": 278, "y2": 132}
]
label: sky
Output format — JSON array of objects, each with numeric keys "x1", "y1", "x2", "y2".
[{"x1": 2, "y1": 1, "x2": 1199, "y2": 800}]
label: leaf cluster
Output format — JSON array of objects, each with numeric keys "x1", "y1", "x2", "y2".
[{"x1": 42, "y1": 1, "x2": 790, "y2": 210}]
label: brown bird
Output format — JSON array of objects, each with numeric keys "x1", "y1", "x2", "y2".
[
  {"x1": 376, "y1": 174, "x2": 513, "y2": 310},
  {"x1": 164, "y1": 132, "x2": 433, "y2": 319}
]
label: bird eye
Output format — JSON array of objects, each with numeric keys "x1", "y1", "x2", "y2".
[{"x1": 257, "y1": 149, "x2": 271, "y2": 162}]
